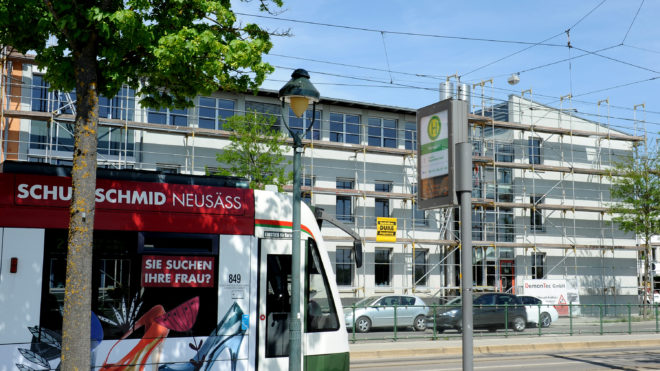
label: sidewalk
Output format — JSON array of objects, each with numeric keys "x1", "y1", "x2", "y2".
[{"x1": 350, "y1": 333, "x2": 660, "y2": 360}]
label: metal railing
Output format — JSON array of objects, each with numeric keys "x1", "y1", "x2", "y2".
[{"x1": 345, "y1": 303, "x2": 660, "y2": 343}]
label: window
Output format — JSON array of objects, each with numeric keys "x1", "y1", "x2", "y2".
[
  {"x1": 99, "y1": 87, "x2": 136, "y2": 121},
  {"x1": 198, "y1": 97, "x2": 235, "y2": 130},
  {"x1": 531, "y1": 252, "x2": 545, "y2": 279},
  {"x1": 157, "y1": 164, "x2": 181, "y2": 174},
  {"x1": 41, "y1": 230, "x2": 219, "y2": 340},
  {"x1": 330, "y1": 112, "x2": 360, "y2": 144},
  {"x1": 411, "y1": 185, "x2": 426, "y2": 226},
  {"x1": 497, "y1": 169, "x2": 513, "y2": 202},
  {"x1": 289, "y1": 108, "x2": 321, "y2": 140},
  {"x1": 31, "y1": 75, "x2": 75, "y2": 114},
  {"x1": 368, "y1": 118, "x2": 397, "y2": 148},
  {"x1": 98, "y1": 127, "x2": 135, "y2": 157},
  {"x1": 496, "y1": 143, "x2": 514, "y2": 162},
  {"x1": 265, "y1": 254, "x2": 290, "y2": 358},
  {"x1": 404, "y1": 122, "x2": 417, "y2": 150},
  {"x1": 147, "y1": 107, "x2": 188, "y2": 126},
  {"x1": 530, "y1": 196, "x2": 544, "y2": 231},
  {"x1": 414, "y1": 250, "x2": 427, "y2": 286},
  {"x1": 245, "y1": 101, "x2": 281, "y2": 131},
  {"x1": 29, "y1": 121, "x2": 134, "y2": 159},
  {"x1": 498, "y1": 208, "x2": 514, "y2": 242},
  {"x1": 306, "y1": 240, "x2": 340, "y2": 332},
  {"x1": 336, "y1": 248, "x2": 353, "y2": 286},
  {"x1": 336, "y1": 179, "x2": 354, "y2": 222},
  {"x1": 301, "y1": 176, "x2": 314, "y2": 205},
  {"x1": 472, "y1": 208, "x2": 483, "y2": 241},
  {"x1": 374, "y1": 248, "x2": 391, "y2": 286},
  {"x1": 528, "y1": 137, "x2": 542, "y2": 165},
  {"x1": 375, "y1": 182, "x2": 391, "y2": 219}
]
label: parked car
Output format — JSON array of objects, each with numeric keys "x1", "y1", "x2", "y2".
[
  {"x1": 519, "y1": 295, "x2": 559, "y2": 328},
  {"x1": 344, "y1": 295, "x2": 429, "y2": 333},
  {"x1": 425, "y1": 293, "x2": 527, "y2": 333}
]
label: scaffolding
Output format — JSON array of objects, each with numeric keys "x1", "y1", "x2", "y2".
[{"x1": 0, "y1": 51, "x2": 652, "y2": 304}]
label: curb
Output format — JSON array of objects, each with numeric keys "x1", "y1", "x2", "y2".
[{"x1": 349, "y1": 337, "x2": 660, "y2": 360}]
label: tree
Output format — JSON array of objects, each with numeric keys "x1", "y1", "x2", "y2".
[
  {"x1": 608, "y1": 142, "x2": 660, "y2": 308},
  {"x1": 215, "y1": 112, "x2": 292, "y2": 189},
  {"x1": 0, "y1": 0, "x2": 281, "y2": 367}
]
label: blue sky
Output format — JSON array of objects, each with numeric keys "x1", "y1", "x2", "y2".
[{"x1": 233, "y1": 1, "x2": 660, "y2": 139}]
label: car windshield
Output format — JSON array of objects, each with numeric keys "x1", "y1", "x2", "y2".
[{"x1": 353, "y1": 296, "x2": 380, "y2": 307}]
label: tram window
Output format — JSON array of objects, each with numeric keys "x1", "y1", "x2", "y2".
[
  {"x1": 265, "y1": 254, "x2": 291, "y2": 358},
  {"x1": 306, "y1": 239, "x2": 340, "y2": 332},
  {"x1": 41, "y1": 229, "x2": 218, "y2": 341},
  {"x1": 139, "y1": 232, "x2": 218, "y2": 255}
]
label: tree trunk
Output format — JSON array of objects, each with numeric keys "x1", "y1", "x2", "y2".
[{"x1": 61, "y1": 40, "x2": 99, "y2": 370}]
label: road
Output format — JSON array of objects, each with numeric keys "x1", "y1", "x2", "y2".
[{"x1": 351, "y1": 346, "x2": 660, "y2": 370}]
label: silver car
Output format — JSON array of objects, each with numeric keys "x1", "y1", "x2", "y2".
[{"x1": 344, "y1": 295, "x2": 429, "y2": 333}]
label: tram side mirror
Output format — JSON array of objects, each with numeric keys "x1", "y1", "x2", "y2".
[
  {"x1": 353, "y1": 241, "x2": 363, "y2": 268},
  {"x1": 313, "y1": 206, "x2": 324, "y2": 228}
]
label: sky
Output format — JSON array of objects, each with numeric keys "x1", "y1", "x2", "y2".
[{"x1": 232, "y1": 0, "x2": 660, "y2": 141}]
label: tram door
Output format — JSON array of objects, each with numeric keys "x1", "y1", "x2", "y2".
[
  {"x1": 500, "y1": 260, "x2": 515, "y2": 293},
  {"x1": 257, "y1": 238, "x2": 295, "y2": 370}
]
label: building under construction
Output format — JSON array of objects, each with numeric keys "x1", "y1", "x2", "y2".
[{"x1": 0, "y1": 51, "x2": 652, "y2": 307}]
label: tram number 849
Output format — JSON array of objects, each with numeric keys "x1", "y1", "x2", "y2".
[{"x1": 228, "y1": 273, "x2": 242, "y2": 284}]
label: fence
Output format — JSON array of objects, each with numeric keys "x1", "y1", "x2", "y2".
[{"x1": 345, "y1": 303, "x2": 660, "y2": 342}]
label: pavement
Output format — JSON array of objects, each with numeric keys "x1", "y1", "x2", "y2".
[{"x1": 349, "y1": 333, "x2": 660, "y2": 360}]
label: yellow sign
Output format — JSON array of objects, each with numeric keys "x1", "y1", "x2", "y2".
[{"x1": 377, "y1": 217, "x2": 397, "y2": 242}]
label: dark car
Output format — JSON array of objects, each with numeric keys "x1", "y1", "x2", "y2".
[{"x1": 425, "y1": 293, "x2": 527, "y2": 333}]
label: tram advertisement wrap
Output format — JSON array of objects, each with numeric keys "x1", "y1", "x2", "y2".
[
  {"x1": 11, "y1": 174, "x2": 250, "y2": 215},
  {"x1": 142, "y1": 255, "x2": 215, "y2": 287}
]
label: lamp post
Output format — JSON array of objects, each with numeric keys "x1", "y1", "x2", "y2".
[{"x1": 279, "y1": 68, "x2": 320, "y2": 371}]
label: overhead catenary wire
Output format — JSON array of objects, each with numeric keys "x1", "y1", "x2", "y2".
[
  {"x1": 269, "y1": 64, "x2": 660, "y2": 129},
  {"x1": 235, "y1": 12, "x2": 567, "y2": 47},
  {"x1": 461, "y1": 0, "x2": 608, "y2": 78},
  {"x1": 621, "y1": 0, "x2": 645, "y2": 44}
]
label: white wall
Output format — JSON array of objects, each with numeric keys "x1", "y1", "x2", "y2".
[{"x1": 0, "y1": 228, "x2": 45, "y2": 345}]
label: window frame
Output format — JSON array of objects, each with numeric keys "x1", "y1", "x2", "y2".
[
  {"x1": 336, "y1": 179, "x2": 355, "y2": 222},
  {"x1": 368, "y1": 117, "x2": 397, "y2": 148},
  {"x1": 530, "y1": 195, "x2": 545, "y2": 231},
  {"x1": 335, "y1": 247, "x2": 354, "y2": 286},
  {"x1": 374, "y1": 248, "x2": 392, "y2": 287},
  {"x1": 413, "y1": 249, "x2": 428, "y2": 286},
  {"x1": 404, "y1": 121, "x2": 417, "y2": 150},
  {"x1": 528, "y1": 137, "x2": 542, "y2": 165},
  {"x1": 198, "y1": 96, "x2": 236, "y2": 130},
  {"x1": 329, "y1": 112, "x2": 360, "y2": 144},
  {"x1": 531, "y1": 252, "x2": 546, "y2": 279}
]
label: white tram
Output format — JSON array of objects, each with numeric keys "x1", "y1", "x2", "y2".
[{"x1": 0, "y1": 161, "x2": 350, "y2": 370}]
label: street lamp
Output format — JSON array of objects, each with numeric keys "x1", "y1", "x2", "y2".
[{"x1": 279, "y1": 68, "x2": 320, "y2": 371}]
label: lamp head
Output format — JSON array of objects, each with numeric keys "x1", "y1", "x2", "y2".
[
  {"x1": 279, "y1": 69, "x2": 320, "y2": 117},
  {"x1": 507, "y1": 73, "x2": 520, "y2": 86}
]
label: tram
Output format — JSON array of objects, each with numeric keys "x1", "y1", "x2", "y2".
[{"x1": 0, "y1": 161, "x2": 350, "y2": 370}]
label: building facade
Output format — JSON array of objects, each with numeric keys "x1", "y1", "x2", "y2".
[{"x1": 0, "y1": 53, "x2": 644, "y2": 306}]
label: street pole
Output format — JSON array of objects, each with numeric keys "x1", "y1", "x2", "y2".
[
  {"x1": 456, "y1": 141, "x2": 473, "y2": 371},
  {"x1": 289, "y1": 132, "x2": 304, "y2": 371}
]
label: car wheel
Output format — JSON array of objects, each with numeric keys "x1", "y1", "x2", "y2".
[
  {"x1": 540, "y1": 312, "x2": 552, "y2": 328},
  {"x1": 512, "y1": 316, "x2": 526, "y2": 332},
  {"x1": 487, "y1": 327, "x2": 497, "y2": 332},
  {"x1": 413, "y1": 315, "x2": 426, "y2": 331},
  {"x1": 356, "y1": 316, "x2": 372, "y2": 333}
]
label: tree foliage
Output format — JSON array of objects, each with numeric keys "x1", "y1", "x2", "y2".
[
  {"x1": 608, "y1": 143, "x2": 660, "y2": 246},
  {"x1": 608, "y1": 142, "x2": 660, "y2": 306},
  {"x1": 0, "y1": 0, "x2": 279, "y2": 108},
  {"x1": 0, "y1": 0, "x2": 281, "y2": 368},
  {"x1": 215, "y1": 113, "x2": 292, "y2": 190}
]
